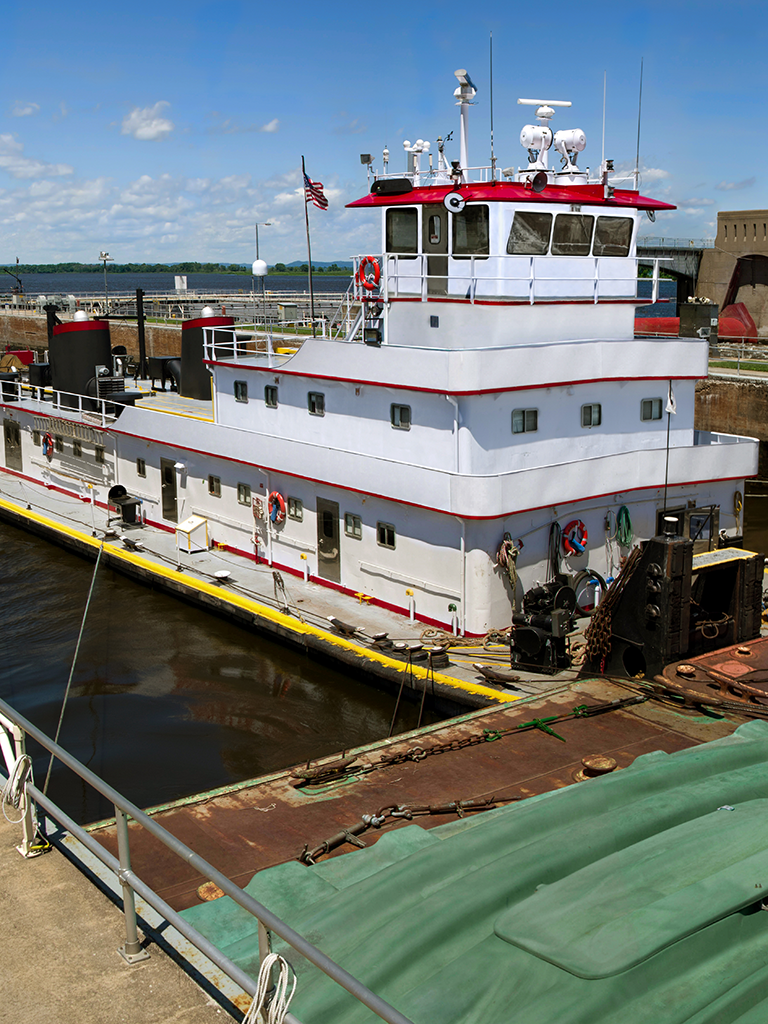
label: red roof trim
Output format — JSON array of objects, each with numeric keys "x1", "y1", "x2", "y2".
[
  {"x1": 53, "y1": 319, "x2": 110, "y2": 335},
  {"x1": 94, "y1": 428, "x2": 750, "y2": 521},
  {"x1": 347, "y1": 181, "x2": 675, "y2": 212},
  {"x1": 205, "y1": 362, "x2": 702, "y2": 396},
  {"x1": 183, "y1": 315, "x2": 234, "y2": 331}
]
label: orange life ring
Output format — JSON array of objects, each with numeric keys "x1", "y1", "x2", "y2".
[
  {"x1": 42, "y1": 432, "x2": 54, "y2": 458},
  {"x1": 562, "y1": 519, "x2": 588, "y2": 556},
  {"x1": 358, "y1": 256, "x2": 380, "y2": 291},
  {"x1": 268, "y1": 491, "x2": 286, "y2": 524}
]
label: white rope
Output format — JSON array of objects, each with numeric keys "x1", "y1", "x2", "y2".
[
  {"x1": 2, "y1": 754, "x2": 33, "y2": 824},
  {"x1": 244, "y1": 953, "x2": 297, "y2": 1024}
]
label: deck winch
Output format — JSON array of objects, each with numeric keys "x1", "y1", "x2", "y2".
[{"x1": 510, "y1": 577, "x2": 578, "y2": 674}]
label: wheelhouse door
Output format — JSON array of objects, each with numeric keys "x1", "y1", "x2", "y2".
[
  {"x1": 160, "y1": 457, "x2": 178, "y2": 522},
  {"x1": 316, "y1": 498, "x2": 340, "y2": 583},
  {"x1": 423, "y1": 205, "x2": 448, "y2": 296},
  {"x1": 3, "y1": 419, "x2": 22, "y2": 472}
]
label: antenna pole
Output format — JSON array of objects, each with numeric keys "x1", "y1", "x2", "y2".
[
  {"x1": 634, "y1": 58, "x2": 644, "y2": 191},
  {"x1": 601, "y1": 71, "x2": 607, "y2": 172},
  {"x1": 489, "y1": 32, "x2": 496, "y2": 181}
]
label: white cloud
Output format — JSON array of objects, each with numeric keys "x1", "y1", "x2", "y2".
[
  {"x1": 716, "y1": 177, "x2": 755, "y2": 191},
  {"x1": 642, "y1": 168, "x2": 671, "y2": 183},
  {"x1": 0, "y1": 134, "x2": 73, "y2": 179},
  {"x1": 121, "y1": 102, "x2": 174, "y2": 141},
  {"x1": 260, "y1": 118, "x2": 279, "y2": 133},
  {"x1": 677, "y1": 198, "x2": 714, "y2": 208},
  {"x1": 11, "y1": 101, "x2": 40, "y2": 118}
]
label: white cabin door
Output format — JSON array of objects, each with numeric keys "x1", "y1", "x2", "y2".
[{"x1": 423, "y1": 205, "x2": 448, "y2": 296}]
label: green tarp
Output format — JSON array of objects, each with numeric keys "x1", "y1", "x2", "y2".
[{"x1": 182, "y1": 720, "x2": 768, "y2": 1023}]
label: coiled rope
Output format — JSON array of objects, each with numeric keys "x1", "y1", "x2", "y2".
[
  {"x1": 2, "y1": 754, "x2": 33, "y2": 824},
  {"x1": 495, "y1": 533, "x2": 519, "y2": 594},
  {"x1": 243, "y1": 953, "x2": 297, "y2": 1024}
]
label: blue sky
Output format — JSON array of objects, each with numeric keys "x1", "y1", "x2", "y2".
[{"x1": 1, "y1": 0, "x2": 765, "y2": 264}]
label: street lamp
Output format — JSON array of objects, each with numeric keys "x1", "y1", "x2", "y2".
[
  {"x1": 253, "y1": 222, "x2": 271, "y2": 338},
  {"x1": 99, "y1": 251, "x2": 113, "y2": 311}
]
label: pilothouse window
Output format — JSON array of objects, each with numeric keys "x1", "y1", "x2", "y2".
[
  {"x1": 593, "y1": 217, "x2": 634, "y2": 257},
  {"x1": 452, "y1": 205, "x2": 489, "y2": 259},
  {"x1": 507, "y1": 212, "x2": 552, "y2": 255},
  {"x1": 552, "y1": 214, "x2": 594, "y2": 256},
  {"x1": 386, "y1": 208, "x2": 418, "y2": 257}
]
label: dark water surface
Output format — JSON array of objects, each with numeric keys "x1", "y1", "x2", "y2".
[
  {"x1": 13, "y1": 272, "x2": 349, "y2": 298},
  {"x1": 0, "y1": 522, "x2": 441, "y2": 823}
]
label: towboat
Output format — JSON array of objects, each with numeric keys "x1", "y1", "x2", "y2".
[{"x1": 0, "y1": 70, "x2": 759, "y2": 642}]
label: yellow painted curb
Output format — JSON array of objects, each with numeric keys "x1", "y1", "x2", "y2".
[{"x1": 0, "y1": 496, "x2": 519, "y2": 704}]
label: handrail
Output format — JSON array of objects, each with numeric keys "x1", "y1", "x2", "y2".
[
  {"x1": 0, "y1": 696, "x2": 414, "y2": 1024},
  {"x1": 1, "y1": 380, "x2": 123, "y2": 427}
]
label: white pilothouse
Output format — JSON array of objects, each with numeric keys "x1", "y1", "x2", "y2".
[{"x1": 0, "y1": 71, "x2": 758, "y2": 640}]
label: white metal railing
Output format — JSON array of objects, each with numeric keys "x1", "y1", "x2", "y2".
[
  {"x1": 352, "y1": 253, "x2": 671, "y2": 307},
  {"x1": 1, "y1": 379, "x2": 124, "y2": 427},
  {"x1": 0, "y1": 697, "x2": 415, "y2": 1024}
]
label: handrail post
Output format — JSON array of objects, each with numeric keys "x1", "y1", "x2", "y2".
[
  {"x1": 115, "y1": 807, "x2": 150, "y2": 963},
  {"x1": 258, "y1": 920, "x2": 276, "y2": 1019}
]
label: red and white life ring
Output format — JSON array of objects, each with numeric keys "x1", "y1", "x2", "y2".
[
  {"x1": 268, "y1": 491, "x2": 286, "y2": 524},
  {"x1": 358, "y1": 256, "x2": 380, "y2": 291},
  {"x1": 562, "y1": 519, "x2": 588, "y2": 556},
  {"x1": 42, "y1": 432, "x2": 54, "y2": 458}
]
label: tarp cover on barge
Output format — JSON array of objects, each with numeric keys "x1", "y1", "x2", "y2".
[{"x1": 182, "y1": 719, "x2": 768, "y2": 1023}]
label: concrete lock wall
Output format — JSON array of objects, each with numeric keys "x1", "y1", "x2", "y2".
[
  {"x1": 696, "y1": 378, "x2": 768, "y2": 478},
  {"x1": 0, "y1": 311, "x2": 181, "y2": 359}
]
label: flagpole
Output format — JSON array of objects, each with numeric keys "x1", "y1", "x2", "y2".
[{"x1": 302, "y1": 156, "x2": 317, "y2": 338}]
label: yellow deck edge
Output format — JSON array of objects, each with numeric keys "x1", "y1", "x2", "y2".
[{"x1": 0, "y1": 495, "x2": 519, "y2": 704}]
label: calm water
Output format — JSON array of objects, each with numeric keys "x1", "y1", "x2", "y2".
[
  {"x1": 0, "y1": 522, "x2": 441, "y2": 823},
  {"x1": 13, "y1": 272, "x2": 349, "y2": 299}
]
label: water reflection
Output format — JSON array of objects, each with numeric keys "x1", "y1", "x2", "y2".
[{"x1": 0, "y1": 522, "x2": 442, "y2": 822}]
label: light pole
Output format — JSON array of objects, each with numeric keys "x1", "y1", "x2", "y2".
[
  {"x1": 99, "y1": 251, "x2": 113, "y2": 311},
  {"x1": 253, "y1": 221, "x2": 271, "y2": 337}
]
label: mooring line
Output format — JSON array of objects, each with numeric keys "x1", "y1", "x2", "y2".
[{"x1": 43, "y1": 543, "x2": 104, "y2": 796}]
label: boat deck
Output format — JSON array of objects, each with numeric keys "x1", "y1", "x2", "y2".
[
  {"x1": 86, "y1": 675, "x2": 747, "y2": 913},
  {"x1": 0, "y1": 468, "x2": 585, "y2": 711}
]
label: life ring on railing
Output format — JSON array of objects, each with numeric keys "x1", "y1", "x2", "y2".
[
  {"x1": 358, "y1": 256, "x2": 380, "y2": 291},
  {"x1": 562, "y1": 519, "x2": 588, "y2": 556},
  {"x1": 42, "y1": 432, "x2": 54, "y2": 458},
  {"x1": 268, "y1": 491, "x2": 286, "y2": 524}
]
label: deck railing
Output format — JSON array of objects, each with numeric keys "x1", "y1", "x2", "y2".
[{"x1": 0, "y1": 696, "x2": 414, "y2": 1024}]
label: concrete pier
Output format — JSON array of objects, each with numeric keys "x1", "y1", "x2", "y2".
[{"x1": 0, "y1": 812, "x2": 227, "y2": 1023}]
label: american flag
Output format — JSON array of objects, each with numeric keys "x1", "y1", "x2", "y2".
[{"x1": 303, "y1": 171, "x2": 328, "y2": 210}]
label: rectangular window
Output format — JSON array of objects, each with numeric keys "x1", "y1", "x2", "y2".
[
  {"x1": 390, "y1": 404, "x2": 411, "y2": 430},
  {"x1": 641, "y1": 397, "x2": 663, "y2": 421},
  {"x1": 95, "y1": 446, "x2": 105, "y2": 464},
  {"x1": 507, "y1": 211, "x2": 552, "y2": 255},
  {"x1": 552, "y1": 214, "x2": 595, "y2": 256},
  {"x1": 581, "y1": 403, "x2": 602, "y2": 428},
  {"x1": 452, "y1": 205, "x2": 489, "y2": 258},
  {"x1": 237, "y1": 483, "x2": 251, "y2": 505},
  {"x1": 32, "y1": 430, "x2": 40, "y2": 446},
  {"x1": 265, "y1": 385, "x2": 278, "y2": 408},
  {"x1": 136, "y1": 457, "x2": 146, "y2": 477},
  {"x1": 287, "y1": 497, "x2": 303, "y2": 521},
  {"x1": 593, "y1": 216, "x2": 634, "y2": 257},
  {"x1": 308, "y1": 392, "x2": 325, "y2": 416},
  {"x1": 208, "y1": 475, "x2": 221, "y2": 497},
  {"x1": 345, "y1": 513, "x2": 362, "y2": 539},
  {"x1": 427, "y1": 213, "x2": 441, "y2": 245},
  {"x1": 386, "y1": 208, "x2": 418, "y2": 256},
  {"x1": 377, "y1": 521, "x2": 396, "y2": 549},
  {"x1": 72, "y1": 440, "x2": 82, "y2": 457},
  {"x1": 54, "y1": 435, "x2": 63, "y2": 453},
  {"x1": 512, "y1": 408, "x2": 538, "y2": 434},
  {"x1": 234, "y1": 380, "x2": 248, "y2": 403}
]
